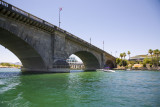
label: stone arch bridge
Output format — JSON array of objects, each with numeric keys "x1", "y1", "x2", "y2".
[{"x1": 0, "y1": 0, "x2": 116, "y2": 73}]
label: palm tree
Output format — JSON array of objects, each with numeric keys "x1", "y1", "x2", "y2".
[
  {"x1": 120, "y1": 53, "x2": 124, "y2": 66},
  {"x1": 128, "y1": 51, "x2": 131, "y2": 60},
  {"x1": 153, "y1": 49, "x2": 160, "y2": 68},
  {"x1": 148, "y1": 49, "x2": 153, "y2": 64},
  {"x1": 122, "y1": 52, "x2": 126, "y2": 67},
  {"x1": 158, "y1": 50, "x2": 160, "y2": 68},
  {"x1": 123, "y1": 52, "x2": 126, "y2": 60},
  {"x1": 120, "y1": 53, "x2": 123, "y2": 60}
]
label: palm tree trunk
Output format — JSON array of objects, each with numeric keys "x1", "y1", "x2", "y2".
[
  {"x1": 157, "y1": 55, "x2": 159, "y2": 69},
  {"x1": 153, "y1": 55, "x2": 156, "y2": 67},
  {"x1": 151, "y1": 54, "x2": 153, "y2": 70},
  {"x1": 151, "y1": 54, "x2": 153, "y2": 64},
  {"x1": 121, "y1": 57, "x2": 123, "y2": 67}
]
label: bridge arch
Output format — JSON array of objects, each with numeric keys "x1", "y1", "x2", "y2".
[
  {"x1": 0, "y1": 27, "x2": 47, "y2": 72},
  {"x1": 68, "y1": 51, "x2": 100, "y2": 71},
  {"x1": 105, "y1": 60, "x2": 115, "y2": 69}
]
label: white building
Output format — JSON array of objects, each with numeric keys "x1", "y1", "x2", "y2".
[{"x1": 66, "y1": 57, "x2": 84, "y2": 69}]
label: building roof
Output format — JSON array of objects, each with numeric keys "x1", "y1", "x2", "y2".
[
  {"x1": 133, "y1": 64, "x2": 143, "y2": 68},
  {"x1": 130, "y1": 55, "x2": 151, "y2": 61}
]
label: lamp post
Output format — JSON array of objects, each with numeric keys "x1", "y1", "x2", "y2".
[
  {"x1": 103, "y1": 41, "x2": 104, "y2": 51},
  {"x1": 115, "y1": 51, "x2": 117, "y2": 57}
]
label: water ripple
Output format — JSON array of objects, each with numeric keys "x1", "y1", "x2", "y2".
[{"x1": 0, "y1": 70, "x2": 160, "y2": 107}]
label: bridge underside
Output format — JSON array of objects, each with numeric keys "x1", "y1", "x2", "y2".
[
  {"x1": 74, "y1": 51, "x2": 100, "y2": 71},
  {"x1": 0, "y1": 26, "x2": 103, "y2": 73},
  {"x1": 105, "y1": 60, "x2": 115, "y2": 68},
  {"x1": 0, "y1": 26, "x2": 114, "y2": 72},
  {"x1": 0, "y1": 28, "x2": 47, "y2": 72}
]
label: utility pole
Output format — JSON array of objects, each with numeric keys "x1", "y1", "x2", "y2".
[{"x1": 90, "y1": 38, "x2": 91, "y2": 44}]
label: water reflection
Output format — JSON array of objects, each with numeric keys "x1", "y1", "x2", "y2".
[
  {"x1": 66, "y1": 71, "x2": 110, "y2": 106},
  {"x1": 0, "y1": 71, "x2": 21, "y2": 94},
  {"x1": 0, "y1": 71, "x2": 22, "y2": 106}
]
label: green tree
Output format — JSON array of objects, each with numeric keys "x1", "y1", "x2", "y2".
[
  {"x1": 148, "y1": 49, "x2": 153, "y2": 64},
  {"x1": 128, "y1": 51, "x2": 131, "y2": 60},
  {"x1": 122, "y1": 60, "x2": 128, "y2": 66},
  {"x1": 120, "y1": 53, "x2": 123, "y2": 60},
  {"x1": 0, "y1": 63, "x2": 21, "y2": 68},
  {"x1": 123, "y1": 52, "x2": 126, "y2": 60},
  {"x1": 153, "y1": 49, "x2": 160, "y2": 68},
  {"x1": 143, "y1": 58, "x2": 151, "y2": 64},
  {"x1": 116, "y1": 58, "x2": 121, "y2": 65},
  {"x1": 120, "y1": 53, "x2": 124, "y2": 66}
]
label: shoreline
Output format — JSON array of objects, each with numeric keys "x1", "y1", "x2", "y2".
[
  {"x1": 114, "y1": 68, "x2": 160, "y2": 71},
  {"x1": 0, "y1": 66, "x2": 20, "y2": 69}
]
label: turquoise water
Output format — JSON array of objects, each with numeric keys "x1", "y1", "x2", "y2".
[{"x1": 0, "y1": 69, "x2": 160, "y2": 107}]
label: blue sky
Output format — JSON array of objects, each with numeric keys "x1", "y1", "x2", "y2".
[{"x1": 0, "y1": 0, "x2": 160, "y2": 62}]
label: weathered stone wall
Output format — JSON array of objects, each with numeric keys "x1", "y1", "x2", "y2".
[
  {"x1": 51, "y1": 31, "x2": 106, "y2": 70},
  {"x1": 65, "y1": 38, "x2": 104, "y2": 70},
  {"x1": 0, "y1": 15, "x2": 53, "y2": 72},
  {"x1": 0, "y1": 12, "x2": 115, "y2": 73}
]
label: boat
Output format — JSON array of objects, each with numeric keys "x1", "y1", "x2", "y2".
[
  {"x1": 103, "y1": 69, "x2": 115, "y2": 72},
  {"x1": 103, "y1": 67, "x2": 115, "y2": 72},
  {"x1": 96, "y1": 69, "x2": 115, "y2": 72},
  {"x1": 96, "y1": 69, "x2": 104, "y2": 71}
]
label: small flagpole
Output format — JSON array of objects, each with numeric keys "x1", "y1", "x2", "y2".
[
  {"x1": 90, "y1": 38, "x2": 91, "y2": 44},
  {"x1": 59, "y1": 10, "x2": 60, "y2": 27},
  {"x1": 59, "y1": 8, "x2": 60, "y2": 27},
  {"x1": 59, "y1": 8, "x2": 62, "y2": 27}
]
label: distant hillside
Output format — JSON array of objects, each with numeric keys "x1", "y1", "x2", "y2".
[{"x1": 0, "y1": 62, "x2": 22, "y2": 65}]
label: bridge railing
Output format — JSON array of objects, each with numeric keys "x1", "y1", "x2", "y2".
[
  {"x1": 0, "y1": 0, "x2": 8, "y2": 7},
  {"x1": 0, "y1": 0, "x2": 115, "y2": 58},
  {"x1": 0, "y1": 0, "x2": 56, "y2": 27},
  {"x1": 0, "y1": 0, "x2": 98, "y2": 47},
  {"x1": 0, "y1": 0, "x2": 93, "y2": 45}
]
